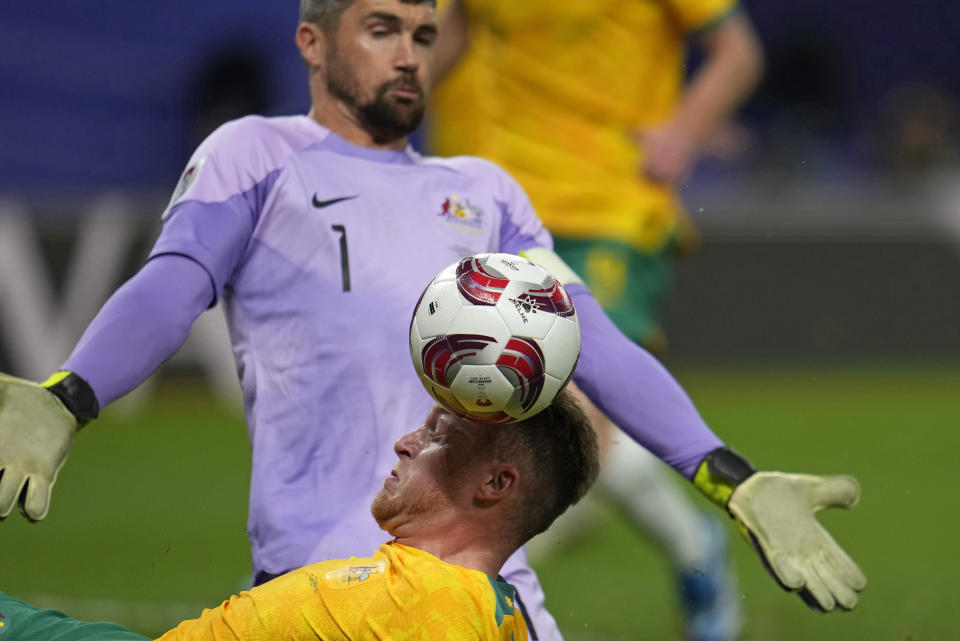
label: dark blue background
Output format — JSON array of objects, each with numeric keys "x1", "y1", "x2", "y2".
[{"x1": 1, "y1": 0, "x2": 957, "y2": 193}]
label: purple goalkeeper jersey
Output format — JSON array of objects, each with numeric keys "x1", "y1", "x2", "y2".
[
  {"x1": 64, "y1": 115, "x2": 722, "y2": 595},
  {"x1": 148, "y1": 115, "x2": 562, "y2": 572}
]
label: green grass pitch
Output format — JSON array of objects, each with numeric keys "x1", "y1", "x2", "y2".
[{"x1": 2, "y1": 362, "x2": 957, "y2": 640}]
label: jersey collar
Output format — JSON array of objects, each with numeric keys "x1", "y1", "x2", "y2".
[{"x1": 308, "y1": 119, "x2": 418, "y2": 165}]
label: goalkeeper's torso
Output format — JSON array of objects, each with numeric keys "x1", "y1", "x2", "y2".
[{"x1": 153, "y1": 114, "x2": 551, "y2": 577}]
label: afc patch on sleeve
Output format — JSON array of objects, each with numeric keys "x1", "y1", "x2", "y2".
[
  {"x1": 317, "y1": 561, "x2": 387, "y2": 591},
  {"x1": 164, "y1": 155, "x2": 208, "y2": 216}
]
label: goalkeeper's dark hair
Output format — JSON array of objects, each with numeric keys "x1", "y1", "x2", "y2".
[
  {"x1": 494, "y1": 389, "x2": 600, "y2": 545},
  {"x1": 300, "y1": 0, "x2": 437, "y2": 33}
]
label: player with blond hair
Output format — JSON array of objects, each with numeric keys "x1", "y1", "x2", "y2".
[{"x1": 0, "y1": 392, "x2": 599, "y2": 640}]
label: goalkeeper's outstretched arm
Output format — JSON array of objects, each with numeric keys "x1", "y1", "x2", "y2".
[
  {"x1": 527, "y1": 246, "x2": 867, "y2": 611},
  {"x1": 0, "y1": 253, "x2": 214, "y2": 520}
]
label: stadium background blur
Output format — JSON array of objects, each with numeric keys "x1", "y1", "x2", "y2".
[{"x1": 1, "y1": 1, "x2": 958, "y2": 639}]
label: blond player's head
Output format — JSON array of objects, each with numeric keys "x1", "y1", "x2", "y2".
[{"x1": 372, "y1": 390, "x2": 600, "y2": 550}]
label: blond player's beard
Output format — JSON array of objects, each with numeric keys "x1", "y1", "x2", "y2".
[{"x1": 370, "y1": 482, "x2": 448, "y2": 534}]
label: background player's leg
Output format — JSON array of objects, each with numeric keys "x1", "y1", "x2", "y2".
[
  {"x1": 601, "y1": 431, "x2": 742, "y2": 641},
  {"x1": 500, "y1": 547, "x2": 565, "y2": 641},
  {"x1": 0, "y1": 591, "x2": 149, "y2": 641},
  {"x1": 602, "y1": 430, "x2": 713, "y2": 571}
]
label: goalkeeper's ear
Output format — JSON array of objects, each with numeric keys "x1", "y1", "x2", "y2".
[{"x1": 40, "y1": 371, "x2": 100, "y2": 426}]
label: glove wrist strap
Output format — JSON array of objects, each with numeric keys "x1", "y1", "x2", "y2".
[
  {"x1": 693, "y1": 446, "x2": 756, "y2": 509},
  {"x1": 41, "y1": 371, "x2": 100, "y2": 426}
]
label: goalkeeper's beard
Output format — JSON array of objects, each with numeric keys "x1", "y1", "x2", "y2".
[{"x1": 326, "y1": 54, "x2": 425, "y2": 145}]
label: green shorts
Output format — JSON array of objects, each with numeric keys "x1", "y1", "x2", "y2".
[
  {"x1": 553, "y1": 236, "x2": 674, "y2": 348},
  {"x1": 0, "y1": 591, "x2": 149, "y2": 641}
]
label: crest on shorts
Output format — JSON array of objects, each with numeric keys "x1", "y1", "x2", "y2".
[{"x1": 438, "y1": 195, "x2": 485, "y2": 233}]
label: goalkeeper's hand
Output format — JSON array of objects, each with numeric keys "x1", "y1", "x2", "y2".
[
  {"x1": 0, "y1": 372, "x2": 98, "y2": 520},
  {"x1": 694, "y1": 447, "x2": 868, "y2": 612}
]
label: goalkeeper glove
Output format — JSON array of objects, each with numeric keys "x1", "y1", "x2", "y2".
[
  {"x1": 694, "y1": 446, "x2": 867, "y2": 612},
  {"x1": 0, "y1": 371, "x2": 99, "y2": 520}
]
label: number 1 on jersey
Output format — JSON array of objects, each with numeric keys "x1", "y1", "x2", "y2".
[{"x1": 331, "y1": 225, "x2": 350, "y2": 292}]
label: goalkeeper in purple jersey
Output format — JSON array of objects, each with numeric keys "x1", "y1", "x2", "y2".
[{"x1": 0, "y1": 0, "x2": 865, "y2": 638}]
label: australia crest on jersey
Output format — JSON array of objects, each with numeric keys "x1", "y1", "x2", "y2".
[{"x1": 438, "y1": 195, "x2": 485, "y2": 234}]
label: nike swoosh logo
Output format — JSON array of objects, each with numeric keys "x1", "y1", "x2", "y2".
[{"x1": 312, "y1": 194, "x2": 359, "y2": 209}]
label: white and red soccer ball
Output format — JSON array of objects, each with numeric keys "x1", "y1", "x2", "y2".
[{"x1": 409, "y1": 253, "x2": 580, "y2": 423}]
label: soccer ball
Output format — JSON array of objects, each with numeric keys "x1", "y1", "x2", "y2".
[{"x1": 409, "y1": 253, "x2": 581, "y2": 423}]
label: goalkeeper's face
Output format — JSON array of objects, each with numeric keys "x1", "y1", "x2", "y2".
[
  {"x1": 323, "y1": 0, "x2": 437, "y2": 143},
  {"x1": 372, "y1": 405, "x2": 492, "y2": 534}
]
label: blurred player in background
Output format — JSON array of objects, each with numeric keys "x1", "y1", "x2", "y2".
[
  {"x1": 0, "y1": 1, "x2": 861, "y2": 639},
  {"x1": 0, "y1": 393, "x2": 599, "y2": 641},
  {"x1": 428, "y1": 2, "x2": 763, "y2": 639}
]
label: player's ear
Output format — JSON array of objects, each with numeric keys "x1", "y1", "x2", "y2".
[
  {"x1": 295, "y1": 22, "x2": 328, "y2": 70},
  {"x1": 475, "y1": 463, "x2": 519, "y2": 502}
]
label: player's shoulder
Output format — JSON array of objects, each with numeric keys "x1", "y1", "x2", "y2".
[
  {"x1": 197, "y1": 114, "x2": 326, "y2": 169},
  {"x1": 291, "y1": 550, "x2": 390, "y2": 590},
  {"x1": 420, "y1": 153, "x2": 509, "y2": 178},
  {"x1": 419, "y1": 153, "x2": 521, "y2": 192}
]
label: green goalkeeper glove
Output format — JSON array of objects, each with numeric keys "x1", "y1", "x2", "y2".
[
  {"x1": 0, "y1": 371, "x2": 99, "y2": 520},
  {"x1": 694, "y1": 447, "x2": 867, "y2": 612}
]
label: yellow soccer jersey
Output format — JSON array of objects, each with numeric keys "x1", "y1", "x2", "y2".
[
  {"x1": 155, "y1": 543, "x2": 526, "y2": 641},
  {"x1": 429, "y1": 0, "x2": 737, "y2": 252}
]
